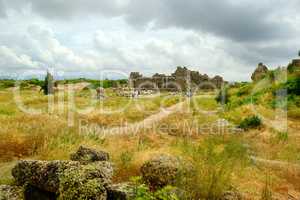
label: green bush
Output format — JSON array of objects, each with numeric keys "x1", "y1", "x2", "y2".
[
  {"x1": 120, "y1": 151, "x2": 134, "y2": 168},
  {"x1": 0, "y1": 80, "x2": 15, "y2": 89},
  {"x1": 89, "y1": 79, "x2": 128, "y2": 89},
  {"x1": 175, "y1": 136, "x2": 249, "y2": 200},
  {"x1": 260, "y1": 174, "x2": 273, "y2": 200},
  {"x1": 130, "y1": 177, "x2": 179, "y2": 200},
  {"x1": 26, "y1": 78, "x2": 44, "y2": 87},
  {"x1": 236, "y1": 84, "x2": 252, "y2": 97},
  {"x1": 238, "y1": 115, "x2": 262, "y2": 130},
  {"x1": 285, "y1": 77, "x2": 300, "y2": 95},
  {"x1": 276, "y1": 131, "x2": 289, "y2": 143},
  {"x1": 276, "y1": 77, "x2": 300, "y2": 96}
]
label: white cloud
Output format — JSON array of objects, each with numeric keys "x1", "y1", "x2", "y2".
[
  {"x1": 0, "y1": 0, "x2": 299, "y2": 81},
  {"x1": 0, "y1": 24, "x2": 99, "y2": 75},
  {"x1": 0, "y1": 45, "x2": 41, "y2": 71}
]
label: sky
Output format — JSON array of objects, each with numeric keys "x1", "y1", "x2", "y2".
[{"x1": 0, "y1": 0, "x2": 299, "y2": 81}]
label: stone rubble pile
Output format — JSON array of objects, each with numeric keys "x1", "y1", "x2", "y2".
[{"x1": 0, "y1": 148, "x2": 241, "y2": 200}]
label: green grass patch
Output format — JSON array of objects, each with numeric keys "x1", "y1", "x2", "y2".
[{"x1": 238, "y1": 115, "x2": 262, "y2": 130}]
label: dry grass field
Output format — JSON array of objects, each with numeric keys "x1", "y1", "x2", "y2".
[{"x1": 0, "y1": 81, "x2": 299, "y2": 199}]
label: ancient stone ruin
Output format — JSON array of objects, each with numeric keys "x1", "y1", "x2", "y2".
[
  {"x1": 287, "y1": 56, "x2": 300, "y2": 73},
  {"x1": 96, "y1": 87, "x2": 106, "y2": 99},
  {"x1": 0, "y1": 148, "x2": 242, "y2": 200},
  {"x1": 251, "y1": 63, "x2": 269, "y2": 82},
  {"x1": 129, "y1": 66, "x2": 225, "y2": 92}
]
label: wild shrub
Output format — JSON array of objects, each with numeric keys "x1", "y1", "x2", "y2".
[
  {"x1": 236, "y1": 84, "x2": 252, "y2": 97},
  {"x1": 276, "y1": 131, "x2": 289, "y2": 143},
  {"x1": 120, "y1": 151, "x2": 134, "y2": 168},
  {"x1": 276, "y1": 77, "x2": 300, "y2": 96},
  {"x1": 238, "y1": 115, "x2": 262, "y2": 130},
  {"x1": 175, "y1": 136, "x2": 249, "y2": 200},
  {"x1": 0, "y1": 80, "x2": 15, "y2": 89},
  {"x1": 288, "y1": 107, "x2": 300, "y2": 119},
  {"x1": 260, "y1": 174, "x2": 273, "y2": 200},
  {"x1": 286, "y1": 77, "x2": 300, "y2": 95},
  {"x1": 130, "y1": 176, "x2": 179, "y2": 200},
  {"x1": 89, "y1": 79, "x2": 128, "y2": 89},
  {"x1": 238, "y1": 95, "x2": 259, "y2": 106},
  {"x1": 0, "y1": 108, "x2": 15, "y2": 116}
]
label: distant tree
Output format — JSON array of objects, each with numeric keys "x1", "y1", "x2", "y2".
[
  {"x1": 41, "y1": 71, "x2": 54, "y2": 95},
  {"x1": 298, "y1": 50, "x2": 300, "y2": 57}
]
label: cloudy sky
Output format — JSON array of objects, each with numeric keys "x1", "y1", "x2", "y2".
[{"x1": 0, "y1": 0, "x2": 299, "y2": 81}]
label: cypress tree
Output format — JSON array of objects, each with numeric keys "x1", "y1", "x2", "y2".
[{"x1": 41, "y1": 71, "x2": 54, "y2": 95}]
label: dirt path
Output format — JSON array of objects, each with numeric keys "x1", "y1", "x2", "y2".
[
  {"x1": 101, "y1": 94, "x2": 218, "y2": 136},
  {"x1": 101, "y1": 95, "x2": 300, "y2": 174},
  {"x1": 251, "y1": 156, "x2": 300, "y2": 173},
  {"x1": 102, "y1": 99, "x2": 187, "y2": 136}
]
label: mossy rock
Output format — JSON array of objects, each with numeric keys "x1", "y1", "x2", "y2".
[
  {"x1": 58, "y1": 162, "x2": 113, "y2": 199},
  {"x1": 0, "y1": 185, "x2": 23, "y2": 200},
  {"x1": 59, "y1": 174, "x2": 106, "y2": 200},
  {"x1": 141, "y1": 155, "x2": 181, "y2": 190},
  {"x1": 12, "y1": 160, "x2": 80, "y2": 193},
  {"x1": 70, "y1": 146, "x2": 109, "y2": 164},
  {"x1": 11, "y1": 160, "x2": 113, "y2": 199}
]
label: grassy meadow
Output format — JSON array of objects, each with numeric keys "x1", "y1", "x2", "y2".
[{"x1": 0, "y1": 75, "x2": 299, "y2": 199}]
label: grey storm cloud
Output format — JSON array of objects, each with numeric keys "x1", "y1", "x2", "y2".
[
  {"x1": 0, "y1": 0, "x2": 300, "y2": 80},
  {"x1": 222, "y1": 41, "x2": 299, "y2": 67},
  {"x1": 2, "y1": 0, "x2": 298, "y2": 43},
  {"x1": 0, "y1": 0, "x2": 6, "y2": 17},
  {"x1": 27, "y1": 0, "x2": 124, "y2": 19},
  {"x1": 125, "y1": 0, "x2": 295, "y2": 42},
  {"x1": 1, "y1": 0, "x2": 125, "y2": 19}
]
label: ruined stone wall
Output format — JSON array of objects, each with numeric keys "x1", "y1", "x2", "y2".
[{"x1": 130, "y1": 67, "x2": 224, "y2": 91}]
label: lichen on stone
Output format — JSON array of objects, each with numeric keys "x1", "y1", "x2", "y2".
[
  {"x1": 58, "y1": 163, "x2": 112, "y2": 200},
  {"x1": 70, "y1": 146, "x2": 110, "y2": 164},
  {"x1": 141, "y1": 155, "x2": 181, "y2": 189},
  {"x1": 0, "y1": 185, "x2": 23, "y2": 200}
]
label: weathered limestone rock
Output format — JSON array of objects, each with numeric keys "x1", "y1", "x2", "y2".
[
  {"x1": 251, "y1": 63, "x2": 269, "y2": 81},
  {"x1": 107, "y1": 183, "x2": 135, "y2": 200},
  {"x1": 141, "y1": 155, "x2": 181, "y2": 189},
  {"x1": 8, "y1": 147, "x2": 114, "y2": 199},
  {"x1": 0, "y1": 185, "x2": 23, "y2": 200},
  {"x1": 211, "y1": 75, "x2": 224, "y2": 88},
  {"x1": 70, "y1": 146, "x2": 109, "y2": 163},
  {"x1": 11, "y1": 160, "x2": 113, "y2": 196},
  {"x1": 130, "y1": 66, "x2": 225, "y2": 91},
  {"x1": 58, "y1": 163, "x2": 112, "y2": 200},
  {"x1": 96, "y1": 87, "x2": 106, "y2": 99},
  {"x1": 288, "y1": 59, "x2": 300, "y2": 72},
  {"x1": 12, "y1": 160, "x2": 80, "y2": 193}
]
